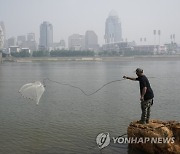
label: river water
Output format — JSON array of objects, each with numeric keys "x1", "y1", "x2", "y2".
[{"x1": 0, "y1": 59, "x2": 179, "y2": 154}]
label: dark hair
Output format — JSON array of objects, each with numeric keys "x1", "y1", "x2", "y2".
[{"x1": 136, "y1": 68, "x2": 143, "y2": 73}]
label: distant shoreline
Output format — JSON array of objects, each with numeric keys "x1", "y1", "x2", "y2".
[{"x1": 2, "y1": 55, "x2": 180, "y2": 63}]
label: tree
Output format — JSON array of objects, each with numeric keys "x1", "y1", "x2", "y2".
[
  {"x1": 32, "y1": 50, "x2": 49, "y2": 57},
  {"x1": 50, "y1": 50, "x2": 95, "y2": 57},
  {"x1": 11, "y1": 51, "x2": 30, "y2": 57}
]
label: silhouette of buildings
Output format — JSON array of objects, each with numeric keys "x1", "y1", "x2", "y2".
[
  {"x1": 16, "y1": 33, "x2": 37, "y2": 52},
  {"x1": 53, "y1": 39, "x2": 66, "y2": 50}
]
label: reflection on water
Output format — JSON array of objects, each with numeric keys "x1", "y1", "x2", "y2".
[{"x1": 0, "y1": 60, "x2": 179, "y2": 154}]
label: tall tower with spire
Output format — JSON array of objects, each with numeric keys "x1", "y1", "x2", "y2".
[{"x1": 104, "y1": 11, "x2": 122, "y2": 44}]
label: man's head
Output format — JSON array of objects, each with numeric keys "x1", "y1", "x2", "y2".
[{"x1": 136, "y1": 68, "x2": 143, "y2": 76}]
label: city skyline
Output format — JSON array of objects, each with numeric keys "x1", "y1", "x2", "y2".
[{"x1": 0, "y1": 0, "x2": 180, "y2": 45}]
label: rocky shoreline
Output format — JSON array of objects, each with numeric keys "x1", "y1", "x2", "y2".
[{"x1": 128, "y1": 120, "x2": 180, "y2": 154}]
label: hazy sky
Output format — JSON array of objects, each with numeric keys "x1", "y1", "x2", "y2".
[{"x1": 0, "y1": 0, "x2": 180, "y2": 45}]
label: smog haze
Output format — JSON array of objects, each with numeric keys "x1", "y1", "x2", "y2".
[{"x1": 0, "y1": 0, "x2": 180, "y2": 45}]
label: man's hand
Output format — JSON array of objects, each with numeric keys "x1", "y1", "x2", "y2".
[
  {"x1": 123, "y1": 76, "x2": 127, "y2": 79},
  {"x1": 140, "y1": 96, "x2": 144, "y2": 102},
  {"x1": 123, "y1": 76, "x2": 137, "y2": 81}
]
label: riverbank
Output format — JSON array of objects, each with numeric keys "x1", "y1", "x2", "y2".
[{"x1": 2, "y1": 55, "x2": 180, "y2": 63}]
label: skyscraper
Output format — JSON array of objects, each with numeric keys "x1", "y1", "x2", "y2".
[
  {"x1": 0, "y1": 26, "x2": 4, "y2": 49},
  {"x1": 85, "y1": 30, "x2": 99, "y2": 51},
  {"x1": 39, "y1": 21, "x2": 53, "y2": 51},
  {"x1": 0, "y1": 21, "x2": 5, "y2": 48},
  {"x1": 104, "y1": 11, "x2": 122, "y2": 44}
]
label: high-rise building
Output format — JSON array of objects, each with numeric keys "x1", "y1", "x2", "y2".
[
  {"x1": 0, "y1": 26, "x2": 4, "y2": 49},
  {"x1": 7, "y1": 37, "x2": 16, "y2": 47},
  {"x1": 85, "y1": 30, "x2": 99, "y2": 51},
  {"x1": 0, "y1": 21, "x2": 5, "y2": 48},
  {"x1": 17, "y1": 35, "x2": 26, "y2": 47},
  {"x1": 27, "y1": 33, "x2": 35, "y2": 42},
  {"x1": 68, "y1": 34, "x2": 85, "y2": 50},
  {"x1": 60, "y1": 39, "x2": 66, "y2": 47},
  {"x1": 53, "y1": 40, "x2": 66, "y2": 50},
  {"x1": 39, "y1": 21, "x2": 53, "y2": 51},
  {"x1": 26, "y1": 33, "x2": 37, "y2": 51},
  {"x1": 104, "y1": 11, "x2": 122, "y2": 44}
]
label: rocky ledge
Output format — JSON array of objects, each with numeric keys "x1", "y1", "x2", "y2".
[{"x1": 127, "y1": 120, "x2": 180, "y2": 154}]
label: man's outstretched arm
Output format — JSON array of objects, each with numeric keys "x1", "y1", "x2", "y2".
[{"x1": 123, "y1": 76, "x2": 137, "y2": 81}]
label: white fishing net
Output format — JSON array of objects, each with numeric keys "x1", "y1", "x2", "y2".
[
  {"x1": 19, "y1": 78, "x2": 125, "y2": 105},
  {"x1": 19, "y1": 81, "x2": 45, "y2": 105}
]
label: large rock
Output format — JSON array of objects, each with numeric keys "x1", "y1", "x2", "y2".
[{"x1": 127, "y1": 120, "x2": 180, "y2": 154}]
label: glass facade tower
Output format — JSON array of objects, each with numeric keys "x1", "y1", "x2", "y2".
[
  {"x1": 104, "y1": 11, "x2": 122, "y2": 44},
  {"x1": 39, "y1": 21, "x2": 53, "y2": 51}
]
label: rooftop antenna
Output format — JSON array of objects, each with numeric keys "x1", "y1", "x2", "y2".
[
  {"x1": 158, "y1": 30, "x2": 161, "y2": 45},
  {"x1": 140, "y1": 38, "x2": 142, "y2": 45},
  {"x1": 144, "y1": 37, "x2": 146, "y2": 45},
  {"x1": 153, "y1": 30, "x2": 156, "y2": 54},
  {"x1": 153, "y1": 30, "x2": 156, "y2": 45},
  {"x1": 170, "y1": 34, "x2": 173, "y2": 43},
  {"x1": 173, "y1": 34, "x2": 175, "y2": 43},
  {"x1": 158, "y1": 30, "x2": 161, "y2": 52}
]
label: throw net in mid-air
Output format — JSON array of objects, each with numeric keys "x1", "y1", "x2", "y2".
[
  {"x1": 19, "y1": 81, "x2": 45, "y2": 105},
  {"x1": 19, "y1": 78, "x2": 125, "y2": 105}
]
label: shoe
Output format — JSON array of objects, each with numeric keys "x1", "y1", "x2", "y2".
[{"x1": 146, "y1": 120, "x2": 149, "y2": 124}]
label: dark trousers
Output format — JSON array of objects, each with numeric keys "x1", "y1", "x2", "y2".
[{"x1": 141, "y1": 99, "x2": 153, "y2": 122}]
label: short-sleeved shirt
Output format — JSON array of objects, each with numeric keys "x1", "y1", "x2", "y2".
[{"x1": 136, "y1": 75, "x2": 154, "y2": 100}]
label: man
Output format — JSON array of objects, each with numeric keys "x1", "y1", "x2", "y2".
[{"x1": 123, "y1": 68, "x2": 154, "y2": 124}]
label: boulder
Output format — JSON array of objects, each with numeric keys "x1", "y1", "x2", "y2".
[{"x1": 127, "y1": 120, "x2": 180, "y2": 154}]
